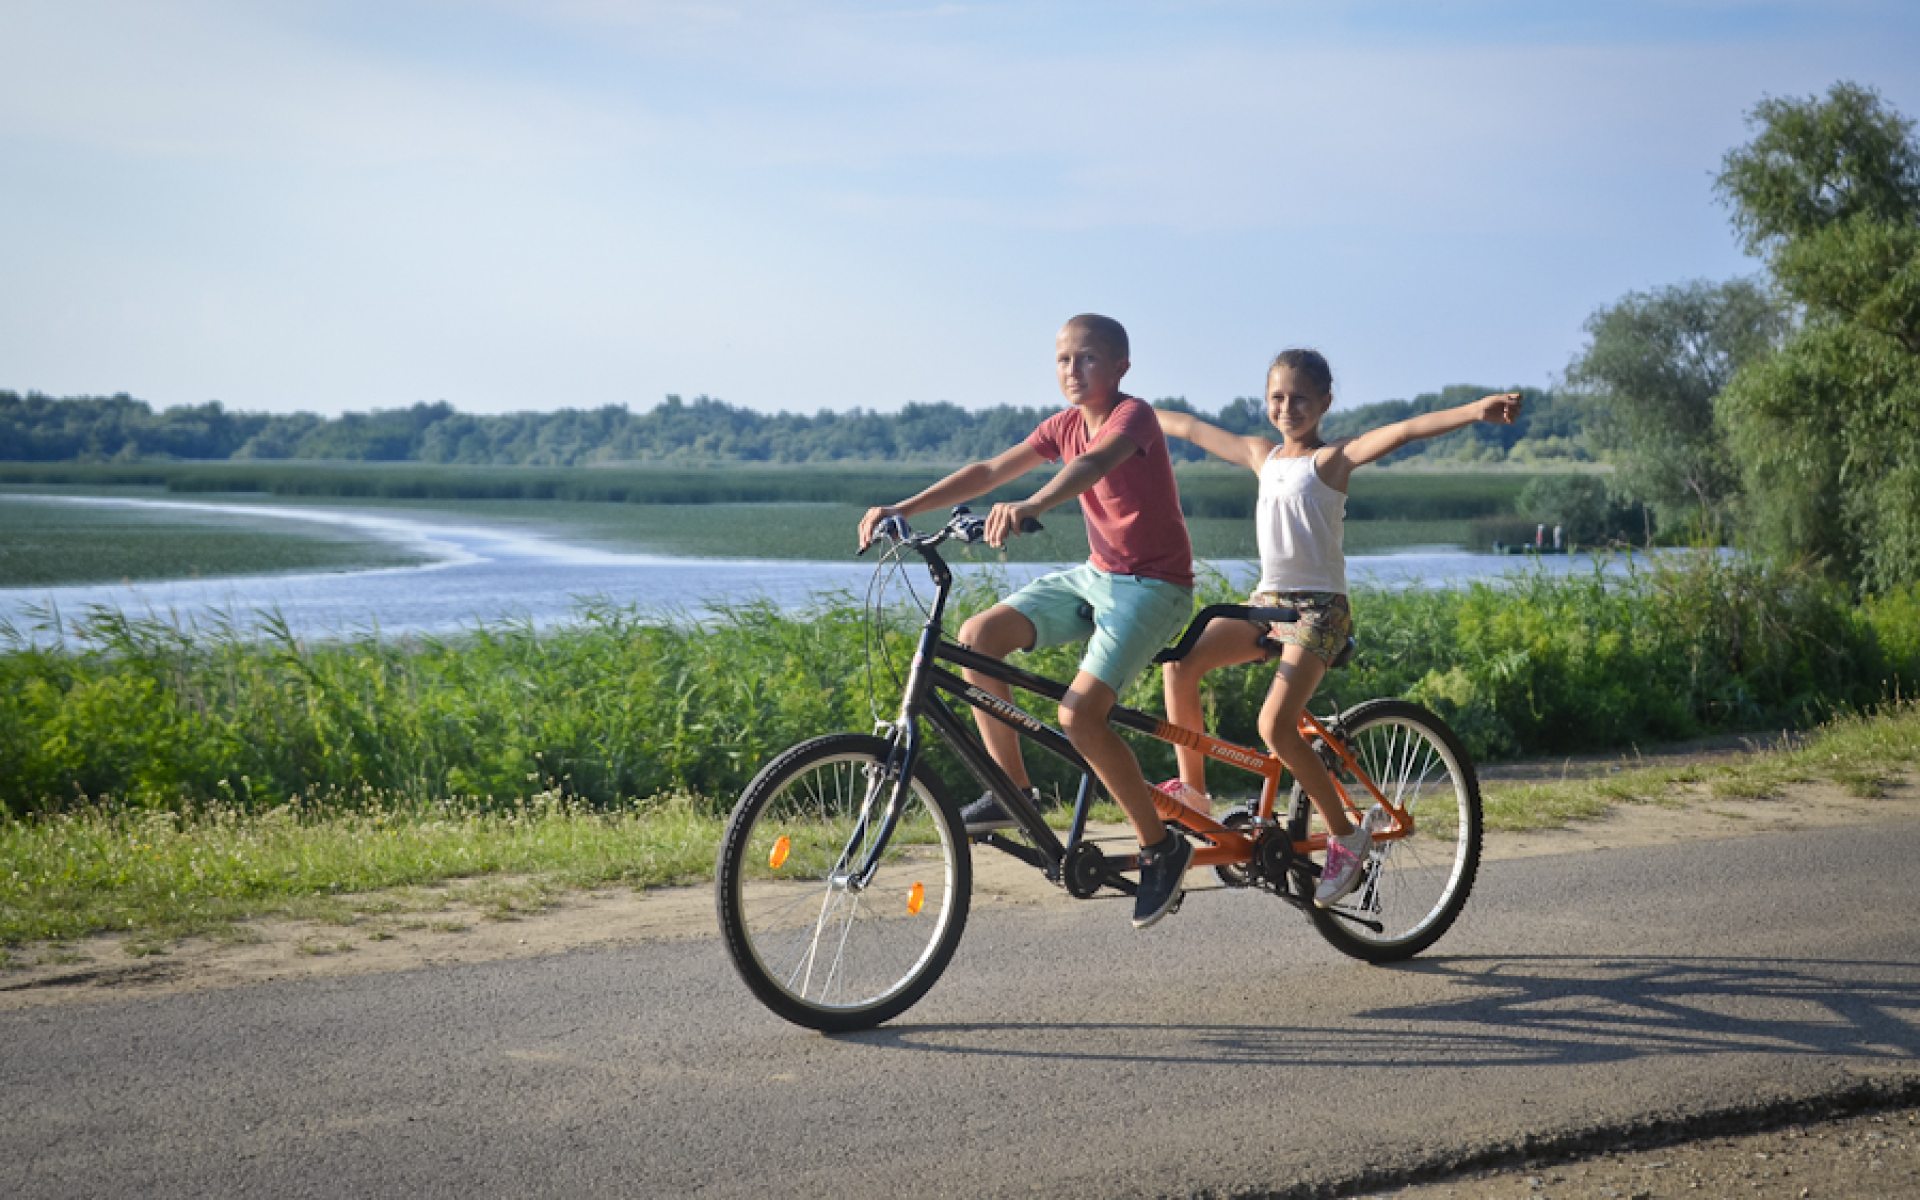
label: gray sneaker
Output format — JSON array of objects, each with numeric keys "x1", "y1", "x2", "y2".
[
  {"x1": 958, "y1": 788, "x2": 1040, "y2": 833},
  {"x1": 1132, "y1": 832, "x2": 1193, "y2": 929}
]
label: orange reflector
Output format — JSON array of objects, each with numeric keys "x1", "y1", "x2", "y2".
[
  {"x1": 768, "y1": 836, "x2": 791, "y2": 870},
  {"x1": 906, "y1": 882, "x2": 925, "y2": 915}
]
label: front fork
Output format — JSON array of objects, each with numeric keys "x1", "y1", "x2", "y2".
[
  {"x1": 838, "y1": 612, "x2": 949, "y2": 889},
  {"x1": 831, "y1": 718, "x2": 921, "y2": 891}
]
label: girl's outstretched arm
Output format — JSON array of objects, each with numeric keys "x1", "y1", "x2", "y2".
[
  {"x1": 1321, "y1": 392, "x2": 1522, "y2": 487},
  {"x1": 1154, "y1": 407, "x2": 1274, "y2": 474}
]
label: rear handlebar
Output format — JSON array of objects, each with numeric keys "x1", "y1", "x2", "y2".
[{"x1": 1152, "y1": 603, "x2": 1299, "y2": 665}]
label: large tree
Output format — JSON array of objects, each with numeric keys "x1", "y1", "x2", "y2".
[
  {"x1": 1714, "y1": 82, "x2": 1920, "y2": 593},
  {"x1": 1569, "y1": 278, "x2": 1785, "y2": 539}
]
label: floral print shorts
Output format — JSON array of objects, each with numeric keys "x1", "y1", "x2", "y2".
[{"x1": 1247, "y1": 589, "x2": 1354, "y2": 666}]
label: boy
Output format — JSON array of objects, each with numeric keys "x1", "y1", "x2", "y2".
[{"x1": 856, "y1": 314, "x2": 1196, "y2": 928}]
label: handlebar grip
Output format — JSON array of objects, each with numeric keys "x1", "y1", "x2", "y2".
[
  {"x1": 946, "y1": 507, "x2": 1042, "y2": 545},
  {"x1": 857, "y1": 514, "x2": 913, "y2": 556}
]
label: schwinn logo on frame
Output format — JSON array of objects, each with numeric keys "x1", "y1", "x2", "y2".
[{"x1": 963, "y1": 686, "x2": 1049, "y2": 734}]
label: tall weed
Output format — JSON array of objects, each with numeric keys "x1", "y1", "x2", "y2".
[{"x1": 0, "y1": 554, "x2": 1899, "y2": 816}]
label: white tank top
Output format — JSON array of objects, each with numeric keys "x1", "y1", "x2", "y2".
[{"x1": 1255, "y1": 447, "x2": 1348, "y2": 594}]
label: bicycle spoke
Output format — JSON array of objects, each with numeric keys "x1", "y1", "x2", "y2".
[
  {"x1": 718, "y1": 735, "x2": 970, "y2": 1031},
  {"x1": 1306, "y1": 701, "x2": 1482, "y2": 962}
]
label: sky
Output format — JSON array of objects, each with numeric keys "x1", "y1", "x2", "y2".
[{"x1": 4, "y1": 1, "x2": 1918, "y2": 419}]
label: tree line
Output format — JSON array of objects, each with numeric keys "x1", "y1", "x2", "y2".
[{"x1": 0, "y1": 385, "x2": 1588, "y2": 470}]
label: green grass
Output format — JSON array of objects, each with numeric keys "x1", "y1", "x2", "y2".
[
  {"x1": 4, "y1": 553, "x2": 1904, "y2": 820},
  {"x1": 0, "y1": 495, "x2": 426, "y2": 585},
  {"x1": 3, "y1": 702, "x2": 1913, "y2": 951},
  {"x1": 0, "y1": 488, "x2": 1482, "y2": 584},
  {"x1": 414, "y1": 502, "x2": 1476, "y2": 562},
  {"x1": 0, "y1": 457, "x2": 1542, "y2": 511},
  {"x1": 0, "y1": 790, "x2": 722, "y2": 947},
  {"x1": 0, "y1": 460, "x2": 962, "y2": 505},
  {"x1": 1479, "y1": 701, "x2": 1920, "y2": 832},
  {"x1": 493, "y1": 500, "x2": 1095, "y2": 562}
]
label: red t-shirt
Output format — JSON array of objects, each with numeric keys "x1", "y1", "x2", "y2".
[{"x1": 1027, "y1": 396, "x2": 1193, "y2": 589}]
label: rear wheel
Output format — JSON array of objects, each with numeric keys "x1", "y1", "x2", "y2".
[
  {"x1": 1295, "y1": 700, "x2": 1481, "y2": 962},
  {"x1": 716, "y1": 733, "x2": 970, "y2": 1032}
]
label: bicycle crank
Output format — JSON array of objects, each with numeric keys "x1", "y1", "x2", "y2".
[{"x1": 1062, "y1": 841, "x2": 1111, "y2": 899}]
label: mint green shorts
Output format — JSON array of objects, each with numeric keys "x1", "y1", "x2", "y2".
[{"x1": 1001, "y1": 564, "x2": 1194, "y2": 693}]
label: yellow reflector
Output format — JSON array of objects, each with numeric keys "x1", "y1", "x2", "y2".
[
  {"x1": 907, "y1": 881, "x2": 925, "y2": 915},
  {"x1": 768, "y1": 836, "x2": 791, "y2": 870}
]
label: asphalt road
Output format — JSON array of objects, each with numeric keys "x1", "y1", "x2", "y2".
[{"x1": 5, "y1": 822, "x2": 1918, "y2": 1199}]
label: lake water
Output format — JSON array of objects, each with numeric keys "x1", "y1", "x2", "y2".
[{"x1": 0, "y1": 495, "x2": 1629, "y2": 647}]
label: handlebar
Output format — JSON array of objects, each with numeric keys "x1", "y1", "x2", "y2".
[
  {"x1": 859, "y1": 506, "x2": 1043, "y2": 556},
  {"x1": 1152, "y1": 603, "x2": 1299, "y2": 665}
]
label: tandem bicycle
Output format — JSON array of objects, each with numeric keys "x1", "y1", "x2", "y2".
[{"x1": 715, "y1": 508, "x2": 1482, "y2": 1032}]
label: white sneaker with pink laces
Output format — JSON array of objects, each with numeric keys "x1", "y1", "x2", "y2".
[
  {"x1": 1314, "y1": 824, "x2": 1373, "y2": 907},
  {"x1": 1153, "y1": 778, "x2": 1210, "y2": 815}
]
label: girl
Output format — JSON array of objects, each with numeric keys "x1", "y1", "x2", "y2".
[{"x1": 1155, "y1": 350, "x2": 1520, "y2": 906}]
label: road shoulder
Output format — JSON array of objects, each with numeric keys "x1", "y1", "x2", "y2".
[{"x1": 5, "y1": 760, "x2": 1914, "y2": 1012}]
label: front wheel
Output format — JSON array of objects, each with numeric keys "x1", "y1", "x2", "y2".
[
  {"x1": 1297, "y1": 700, "x2": 1481, "y2": 963},
  {"x1": 716, "y1": 733, "x2": 970, "y2": 1032}
]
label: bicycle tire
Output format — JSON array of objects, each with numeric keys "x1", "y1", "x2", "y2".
[
  {"x1": 1295, "y1": 699, "x2": 1481, "y2": 963},
  {"x1": 716, "y1": 733, "x2": 970, "y2": 1032}
]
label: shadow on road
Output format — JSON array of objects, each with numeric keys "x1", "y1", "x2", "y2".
[{"x1": 846, "y1": 954, "x2": 1920, "y2": 1069}]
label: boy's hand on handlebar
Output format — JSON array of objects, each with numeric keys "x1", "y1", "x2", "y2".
[
  {"x1": 1475, "y1": 392, "x2": 1523, "y2": 425},
  {"x1": 857, "y1": 505, "x2": 903, "y2": 553},
  {"x1": 984, "y1": 502, "x2": 1039, "y2": 548}
]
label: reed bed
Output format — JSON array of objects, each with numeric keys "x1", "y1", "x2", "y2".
[
  {"x1": 3, "y1": 555, "x2": 1912, "y2": 821},
  {"x1": 0, "y1": 459, "x2": 1541, "y2": 523},
  {"x1": 0, "y1": 495, "x2": 1480, "y2": 583},
  {"x1": 0, "y1": 496, "x2": 425, "y2": 585}
]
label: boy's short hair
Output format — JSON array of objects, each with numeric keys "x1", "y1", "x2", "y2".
[{"x1": 1063, "y1": 313, "x2": 1130, "y2": 362}]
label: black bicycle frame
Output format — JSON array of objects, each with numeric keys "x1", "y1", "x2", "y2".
[{"x1": 860, "y1": 534, "x2": 1172, "y2": 888}]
